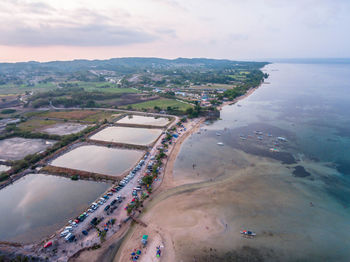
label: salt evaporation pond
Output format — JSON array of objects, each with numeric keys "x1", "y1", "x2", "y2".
[
  {"x1": 90, "y1": 126, "x2": 162, "y2": 145},
  {"x1": 117, "y1": 115, "x2": 170, "y2": 127},
  {"x1": 51, "y1": 145, "x2": 144, "y2": 176},
  {"x1": 0, "y1": 173, "x2": 110, "y2": 243},
  {"x1": 0, "y1": 137, "x2": 54, "y2": 161},
  {"x1": 0, "y1": 164, "x2": 11, "y2": 172}
]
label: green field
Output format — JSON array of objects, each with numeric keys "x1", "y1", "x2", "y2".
[
  {"x1": 68, "y1": 81, "x2": 139, "y2": 93},
  {"x1": 81, "y1": 111, "x2": 121, "y2": 123},
  {"x1": 0, "y1": 83, "x2": 56, "y2": 95},
  {"x1": 122, "y1": 98, "x2": 193, "y2": 111},
  {"x1": 17, "y1": 119, "x2": 58, "y2": 132},
  {"x1": 0, "y1": 81, "x2": 138, "y2": 95},
  {"x1": 27, "y1": 110, "x2": 121, "y2": 123}
]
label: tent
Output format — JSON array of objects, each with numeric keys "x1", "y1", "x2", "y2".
[{"x1": 141, "y1": 235, "x2": 148, "y2": 245}]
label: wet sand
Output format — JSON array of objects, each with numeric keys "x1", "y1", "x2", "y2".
[
  {"x1": 114, "y1": 73, "x2": 350, "y2": 262},
  {"x1": 118, "y1": 152, "x2": 350, "y2": 262}
]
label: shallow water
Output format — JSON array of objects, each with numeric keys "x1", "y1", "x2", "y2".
[
  {"x1": 0, "y1": 173, "x2": 110, "y2": 243},
  {"x1": 51, "y1": 145, "x2": 143, "y2": 176},
  {"x1": 90, "y1": 126, "x2": 162, "y2": 145},
  {"x1": 167, "y1": 63, "x2": 350, "y2": 261},
  {"x1": 117, "y1": 115, "x2": 170, "y2": 126}
]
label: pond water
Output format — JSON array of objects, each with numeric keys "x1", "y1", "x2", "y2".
[
  {"x1": 51, "y1": 145, "x2": 144, "y2": 176},
  {"x1": 117, "y1": 115, "x2": 170, "y2": 127},
  {"x1": 0, "y1": 173, "x2": 110, "y2": 243},
  {"x1": 90, "y1": 126, "x2": 162, "y2": 146}
]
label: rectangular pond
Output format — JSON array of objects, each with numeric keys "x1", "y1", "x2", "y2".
[
  {"x1": 117, "y1": 115, "x2": 170, "y2": 127},
  {"x1": 0, "y1": 137, "x2": 55, "y2": 161},
  {"x1": 90, "y1": 126, "x2": 162, "y2": 146},
  {"x1": 51, "y1": 145, "x2": 144, "y2": 176},
  {"x1": 0, "y1": 173, "x2": 111, "y2": 243}
]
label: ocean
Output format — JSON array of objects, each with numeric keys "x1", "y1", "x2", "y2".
[{"x1": 165, "y1": 62, "x2": 350, "y2": 261}]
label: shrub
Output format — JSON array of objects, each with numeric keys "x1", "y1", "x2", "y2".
[
  {"x1": 0, "y1": 173, "x2": 9, "y2": 182},
  {"x1": 1, "y1": 109, "x2": 16, "y2": 114}
]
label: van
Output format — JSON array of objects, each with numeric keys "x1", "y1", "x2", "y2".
[
  {"x1": 68, "y1": 234, "x2": 75, "y2": 242},
  {"x1": 65, "y1": 226, "x2": 73, "y2": 231},
  {"x1": 60, "y1": 230, "x2": 70, "y2": 237},
  {"x1": 65, "y1": 233, "x2": 72, "y2": 241}
]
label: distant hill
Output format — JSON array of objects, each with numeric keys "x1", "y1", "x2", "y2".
[{"x1": 0, "y1": 57, "x2": 268, "y2": 74}]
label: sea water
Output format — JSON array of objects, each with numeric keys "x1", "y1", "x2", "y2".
[{"x1": 171, "y1": 62, "x2": 350, "y2": 261}]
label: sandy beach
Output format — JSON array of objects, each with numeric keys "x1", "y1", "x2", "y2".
[{"x1": 112, "y1": 87, "x2": 263, "y2": 262}]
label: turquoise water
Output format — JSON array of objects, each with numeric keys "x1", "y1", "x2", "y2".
[{"x1": 173, "y1": 63, "x2": 350, "y2": 261}]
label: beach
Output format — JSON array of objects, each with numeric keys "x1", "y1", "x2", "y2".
[
  {"x1": 112, "y1": 87, "x2": 263, "y2": 262},
  {"x1": 112, "y1": 63, "x2": 350, "y2": 262}
]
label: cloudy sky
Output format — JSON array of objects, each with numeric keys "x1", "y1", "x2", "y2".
[{"x1": 0, "y1": 0, "x2": 349, "y2": 62}]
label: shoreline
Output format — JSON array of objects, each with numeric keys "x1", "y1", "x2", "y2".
[
  {"x1": 0, "y1": 84, "x2": 261, "y2": 261},
  {"x1": 112, "y1": 85, "x2": 261, "y2": 262},
  {"x1": 217, "y1": 85, "x2": 260, "y2": 111}
]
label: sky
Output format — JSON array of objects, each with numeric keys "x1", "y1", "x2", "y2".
[{"x1": 0, "y1": 0, "x2": 349, "y2": 62}]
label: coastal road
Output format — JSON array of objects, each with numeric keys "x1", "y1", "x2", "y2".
[{"x1": 45, "y1": 116, "x2": 180, "y2": 261}]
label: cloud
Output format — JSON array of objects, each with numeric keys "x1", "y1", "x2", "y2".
[
  {"x1": 0, "y1": 23, "x2": 156, "y2": 46},
  {"x1": 0, "y1": 1, "x2": 156, "y2": 47}
]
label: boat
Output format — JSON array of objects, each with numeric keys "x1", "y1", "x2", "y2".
[
  {"x1": 216, "y1": 132, "x2": 221, "y2": 136},
  {"x1": 217, "y1": 142, "x2": 224, "y2": 146},
  {"x1": 277, "y1": 136, "x2": 287, "y2": 142},
  {"x1": 240, "y1": 230, "x2": 256, "y2": 237}
]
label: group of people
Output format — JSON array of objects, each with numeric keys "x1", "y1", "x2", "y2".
[
  {"x1": 130, "y1": 249, "x2": 141, "y2": 261},
  {"x1": 156, "y1": 245, "x2": 162, "y2": 258}
]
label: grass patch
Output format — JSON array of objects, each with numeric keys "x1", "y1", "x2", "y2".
[
  {"x1": 81, "y1": 111, "x2": 120, "y2": 123},
  {"x1": 64, "y1": 81, "x2": 139, "y2": 93},
  {"x1": 26, "y1": 110, "x2": 120, "y2": 123},
  {"x1": 1, "y1": 109, "x2": 16, "y2": 114},
  {"x1": 84, "y1": 87, "x2": 139, "y2": 94},
  {"x1": 0, "y1": 83, "x2": 56, "y2": 95},
  {"x1": 32, "y1": 110, "x2": 99, "y2": 120},
  {"x1": 122, "y1": 98, "x2": 193, "y2": 111},
  {"x1": 17, "y1": 119, "x2": 58, "y2": 132},
  {"x1": 190, "y1": 83, "x2": 235, "y2": 90}
]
